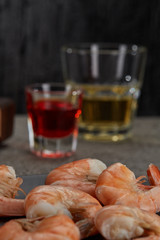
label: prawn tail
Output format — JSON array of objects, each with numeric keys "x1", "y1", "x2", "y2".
[
  {"x1": 147, "y1": 164, "x2": 160, "y2": 186},
  {"x1": 76, "y1": 219, "x2": 98, "y2": 239},
  {"x1": 136, "y1": 176, "x2": 152, "y2": 190}
]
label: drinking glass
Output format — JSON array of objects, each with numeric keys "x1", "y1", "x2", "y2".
[
  {"x1": 25, "y1": 83, "x2": 82, "y2": 158},
  {"x1": 61, "y1": 43, "x2": 147, "y2": 141}
]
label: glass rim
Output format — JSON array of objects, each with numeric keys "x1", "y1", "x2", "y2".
[
  {"x1": 61, "y1": 42, "x2": 147, "y2": 55},
  {"x1": 25, "y1": 83, "x2": 82, "y2": 95}
]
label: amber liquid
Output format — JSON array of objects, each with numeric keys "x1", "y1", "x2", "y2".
[{"x1": 78, "y1": 85, "x2": 138, "y2": 141}]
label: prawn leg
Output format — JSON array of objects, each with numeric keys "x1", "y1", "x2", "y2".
[{"x1": 0, "y1": 164, "x2": 25, "y2": 216}]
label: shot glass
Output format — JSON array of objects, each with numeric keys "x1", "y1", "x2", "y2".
[
  {"x1": 61, "y1": 43, "x2": 147, "y2": 141},
  {"x1": 25, "y1": 83, "x2": 82, "y2": 158}
]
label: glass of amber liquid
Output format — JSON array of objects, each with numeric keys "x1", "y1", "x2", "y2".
[
  {"x1": 25, "y1": 83, "x2": 82, "y2": 158},
  {"x1": 61, "y1": 43, "x2": 147, "y2": 141}
]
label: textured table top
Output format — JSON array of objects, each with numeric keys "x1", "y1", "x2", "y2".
[{"x1": 0, "y1": 115, "x2": 160, "y2": 178}]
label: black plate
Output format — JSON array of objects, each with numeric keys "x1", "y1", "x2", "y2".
[
  {"x1": 0, "y1": 174, "x2": 104, "y2": 239},
  {"x1": 17, "y1": 174, "x2": 47, "y2": 199}
]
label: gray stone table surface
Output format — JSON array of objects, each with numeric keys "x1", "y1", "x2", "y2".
[{"x1": 1, "y1": 115, "x2": 160, "y2": 178}]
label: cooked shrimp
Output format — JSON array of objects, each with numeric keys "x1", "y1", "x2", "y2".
[
  {"x1": 0, "y1": 215, "x2": 80, "y2": 240},
  {"x1": 45, "y1": 158, "x2": 106, "y2": 197},
  {"x1": 95, "y1": 162, "x2": 160, "y2": 213},
  {"x1": 0, "y1": 164, "x2": 25, "y2": 216},
  {"x1": 24, "y1": 185, "x2": 102, "y2": 239},
  {"x1": 94, "y1": 205, "x2": 160, "y2": 240},
  {"x1": 147, "y1": 164, "x2": 160, "y2": 186}
]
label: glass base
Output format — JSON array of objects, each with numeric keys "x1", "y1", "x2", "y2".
[
  {"x1": 79, "y1": 126, "x2": 132, "y2": 142},
  {"x1": 29, "y1": 134, "x2": 77, "y2": 158}
]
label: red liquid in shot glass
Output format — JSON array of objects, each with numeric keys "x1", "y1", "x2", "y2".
[{"x1": 27, "y1": 98, "x2": 81, "y2": 138}]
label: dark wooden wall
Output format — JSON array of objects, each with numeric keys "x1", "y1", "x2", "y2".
[{"x1": 0, "y1": 0, "x2": 159, "y2": 115}]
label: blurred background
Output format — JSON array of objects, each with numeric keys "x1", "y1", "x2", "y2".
[{"x1": 0, "y1": 0, "x2": 158, "y2": 115}]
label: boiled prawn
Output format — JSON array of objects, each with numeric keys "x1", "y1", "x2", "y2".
[
  {"x1": 95, "y1": 162, "x2": 160, "y2": 213},
  {"x1": 0, "y1": 214, "x2": 80, "y2": 240},
  {"x1": 24, "y1": 185, "x2": 102, "y2": 239},
  {"x1": 94, "y1": 205, "x2": 160, "y2": 240},
  {"x1": 45, "y1": 158, "x2": 106, "y2": 197}
]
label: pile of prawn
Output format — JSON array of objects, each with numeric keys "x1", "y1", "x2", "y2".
[{"x1": 1, "y1": 159, "x2": 160, "y2": 239}]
